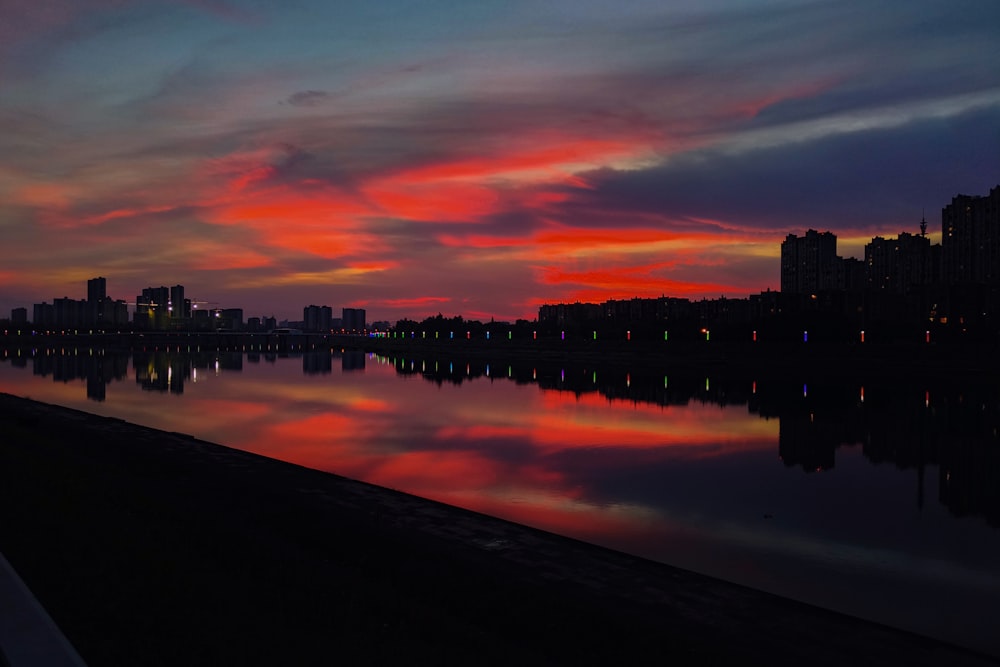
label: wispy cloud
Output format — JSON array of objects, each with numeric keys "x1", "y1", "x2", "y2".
[
  {"x1": 0, "y1": 0, "x2": 997, "y2": 320},
  {"x1": 285, "y1": 90, "x2": 330, "y2": 107}
]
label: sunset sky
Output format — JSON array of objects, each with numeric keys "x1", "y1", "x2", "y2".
[{"x1": 2, "y1": 0, "x2": 999, "y2": 323}]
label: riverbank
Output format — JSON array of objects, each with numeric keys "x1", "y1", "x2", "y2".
[
  {"x1": 0, "y1": 392, "x2": 995, "y2": 666},
  {"x1": 5, "y1": 330, "x2": 998, "y2": 381}
]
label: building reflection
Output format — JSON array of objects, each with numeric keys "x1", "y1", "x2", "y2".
[
  {"x1": 28, "y1": 348, "x2": 129, "y2": 401},
  {"x1": 5, "y1": 345, "x2": 998, "y2": 527},
  {"x1": 383, "y1": 351, "x2": 1000, "y2": 528},
  {"x1": 131, "y1": 349, "x2": 244, "y2": 394},
  {"x1": 342, "y1": 350, "x2": 366, "y2": 372},
  {"x1": 302, "y1": 349, "x2": 332, "y2": 375}
]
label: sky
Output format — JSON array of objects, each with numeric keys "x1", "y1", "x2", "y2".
[{"x1": 1, "y1": 0, "x2": 999, "y2": 323}]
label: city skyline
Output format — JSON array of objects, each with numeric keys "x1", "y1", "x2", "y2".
[
  {"x1": 2, "y1": 1, "x2": 999, "y2": 323},
  {"x1": 7, "y1": 183, "x2": 1000, "y2": 333}
]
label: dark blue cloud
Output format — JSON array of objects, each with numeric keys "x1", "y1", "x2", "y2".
[{"x1": 559, "y1": 106, "x2": 1000, "y2": 234}]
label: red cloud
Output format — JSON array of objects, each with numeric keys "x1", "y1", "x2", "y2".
[
  {"x1": 380, "y1": 296, "x2": 452, "y2": 308},
  {"x1": 363, "y1": 180, "x2": 500, "y2": 222}
]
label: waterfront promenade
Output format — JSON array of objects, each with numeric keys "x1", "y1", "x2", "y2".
[{"x1": 1, "y1": 392, "x2": 995, "y2": 666}]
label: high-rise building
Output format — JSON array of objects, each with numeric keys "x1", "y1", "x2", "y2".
[
  {"x1": 87, "y1": 277, "x2": 106, "y2": 304},
  {"x1": 941, "y1": 185, "x2": 1000, "y2": 284},
  {"x1": 865, "y1": 232, "x2": 934, "y2": 293},
  {"x1": 780, "y1": 230, "x2": 840, "y2": 294},
  {"x1": 303, "y1": 305, "x2": 333, "y2": 332},
  {"x1": 33, "y1": 302, "x2": 55, "y2": 328},
  {"x1": 342, "y1": 307, "x2": 366, "y2": 333},
  {"x1": 170, "y1": 285, "x2": 186, "y2": 318},
  {"x1": 842, "y1": 257, "x2": 866, "y2": 291},
  {"x1": 218, "y1": 308, "x2": 244, "y2": 331},
  {"x1": 135, "y1": 286, "x2": 170, "y2": 328},
  {"x1": 86, "y1": 276, "x2": 108, "y2": 327},
  {"x1": 53, "y1": 297, "x2": 85, "y2": 328}
]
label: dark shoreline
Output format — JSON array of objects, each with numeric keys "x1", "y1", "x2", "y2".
[
  {"x1": 6, "y1": 330, "x2": 999, "y2": 380},
  {"x1": 1, "y1": 392, "x2": 996, "y2": 666}
]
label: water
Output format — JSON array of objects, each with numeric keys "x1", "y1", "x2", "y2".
[{"x1": 2, "y1": 345, "x2": 998, "y2": 656}]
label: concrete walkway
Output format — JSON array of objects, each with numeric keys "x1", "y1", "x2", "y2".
[
  {"x1": 1, "y1": 392, "x2": 997, "y2": 666},
  {"x1": 0, "y1": 553, "x2": 86, "y2": 667}
]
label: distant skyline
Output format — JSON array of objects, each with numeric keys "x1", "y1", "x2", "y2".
[{"x1": 2, "y1": 1, "x2": 999, "y2": 322}]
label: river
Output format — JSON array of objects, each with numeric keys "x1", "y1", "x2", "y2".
[{"x1": 2, "y1": 344, "x2": 998, "y2": 656}]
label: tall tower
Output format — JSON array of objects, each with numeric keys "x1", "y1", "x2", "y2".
[
  {"x1": 941, "y1": 185, "x2": 1000, "y2": 284},
  {"x1": 780, "y1": 230, "x2": 839, "y2": 294},
  {"x1": 87, "y1": 276, "x2": 107, "y2": 327},
  {"x1": 87, "y1": 276, "x2": 107, "y2": 303},
  {"x1": 170, "y1": 285, "x2": 186, "y2": 318}
]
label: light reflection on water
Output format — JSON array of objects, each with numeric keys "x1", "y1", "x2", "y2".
[{"x1": 2, "y1": 346, "x2": 999, "y2": 656}]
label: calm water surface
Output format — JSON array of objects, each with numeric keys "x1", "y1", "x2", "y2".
[{"x1": 2, "y1": 346, "x2": 999, "y2": 655}]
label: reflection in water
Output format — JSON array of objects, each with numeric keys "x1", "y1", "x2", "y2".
[
  {"x1": 2, "y1": 345, "x2": 1000, "y2": 654},
  {"x1": 7, "y1": 345, "x2": 1000, "y2": 527},
  {"x1": 132, "y1": 350, "x2": 244, "y2": 394},
  {"x1": 21, "y1": 348, "x2": 129, "y2": 401},
  {"x1": 383, "y1": 350, "x2": 1000, "y2": 528}
]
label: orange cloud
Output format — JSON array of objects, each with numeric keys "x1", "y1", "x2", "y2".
[
  {"x1": 388, "y1": 136, "x2": 640, "y2": 184},
  {"x1": 358, "y1": 131, "x2": 651, "y2": 226},
  {"x1": 363, "y1": 180, "x2": 500, "y2": 222},
  {"x1": 185, "y1": 247, "x2": 274, "y2": 271},
  {"x1": 77, "y1": 205, "x2": 180, "y2": 227},
  {"x1": 380, "y1": 296, "x2": 452, "y2": 308},
  {"x1": 13, "y1": 181, "x2": 79, "y2": 209},
  {"x1": 539, "y1": 264, "x2": 668, "y2": 288},
  {"x1": 211, "y1": 190, "x2": 369, "y2": 227},
  {"x1": 436, "y1": 233, "x2": 535, "y2": 249},
  {"x1": 202, "y1": 185, "x2": 389, "y2": 259}
]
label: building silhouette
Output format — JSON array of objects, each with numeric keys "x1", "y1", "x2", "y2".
[
  {"x1": 535, "y1": 183, "x2": 1000, "y2": 343},
  {"x1": 303, "y1": 305, "x2": 333, "y2": 333},
  {"x1": 87, "y1": 277, "x2": 106, "y2": 329},
  {"x1": 87, "y1": 277, "x2": 106, "y2": 304},
  {"x1": 864, "y1": 231, "x2": 936, "y2": 294},
  {"x1": 780, "y1": 229, "x2": 855, "y2": 294},
  {"x1": 135, "y1": 286, "x2": 170, "y2": 329},
  {"x1": 941, "y1": 185, "x2": 1000, "y2": 285},
  {"x1": 342, "y1": 307, "x2": 366, "y2": 333},
  {"x1": 170, "y1": 285, "x2": 189, "y2": 319},
  {"x1": 9, "y1": 183, "x2": 998, "y2": 341},
  {"x1": 217, "y1": 308, "x2": 244, "y2": 331}
]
